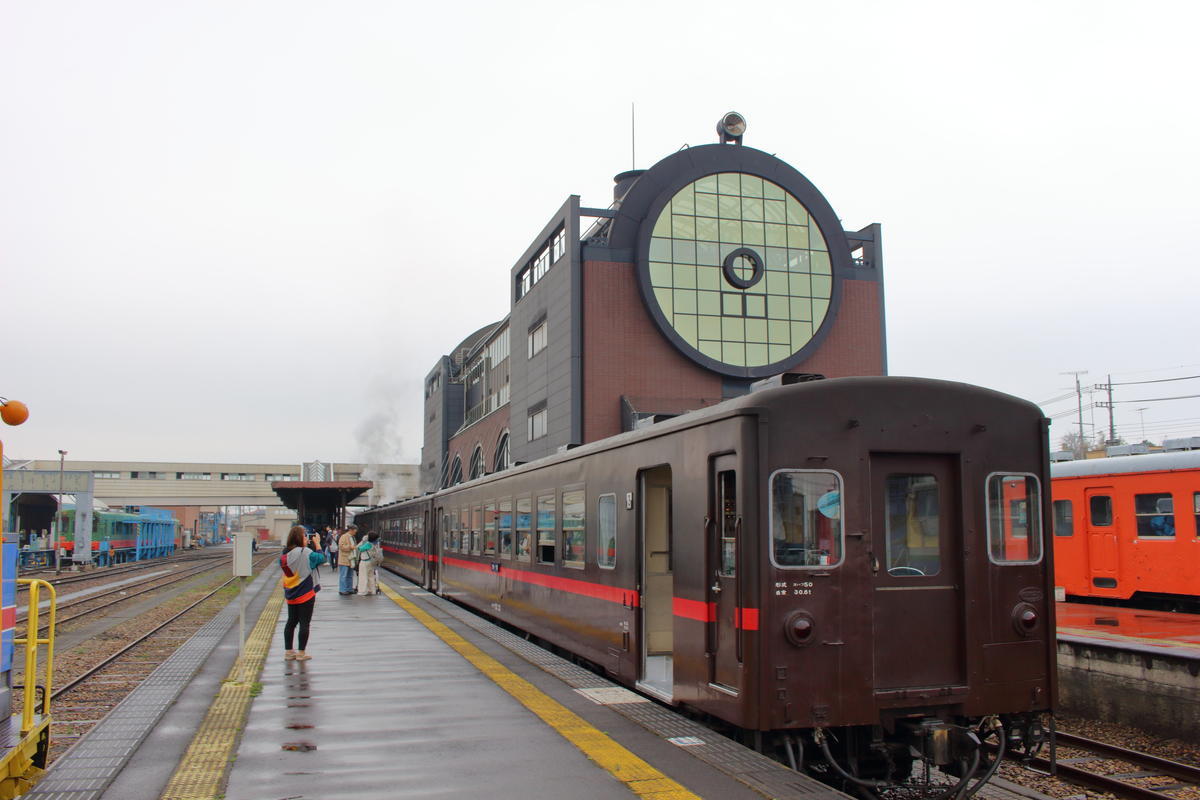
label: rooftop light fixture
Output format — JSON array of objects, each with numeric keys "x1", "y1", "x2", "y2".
[{"x1": 717, "y1": 111, "x2": 746, "y2": 144}]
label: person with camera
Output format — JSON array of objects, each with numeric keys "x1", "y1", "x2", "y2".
[{"x1": 279, "y1": 525, "x2": 327, "y2": 661}]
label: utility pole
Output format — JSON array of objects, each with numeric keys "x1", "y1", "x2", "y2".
[
  {"x1": 1062, "y1": 371, "x2": 1088, "y2": 458},
  {"x1": 1094, "y1": 375, "x2": 1117, "y2": 444},
  {"x1": 56, "y1": 449, "x2": 67, "y2": 574}
]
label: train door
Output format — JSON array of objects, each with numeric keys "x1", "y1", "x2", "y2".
[
  {"x1": 707, "y1": 455, "x2": 740, "y2": 693},
  {"x1": 638, "y1": 465, "x2": 674, "y2": 702},
  {"x1": 423, "y1": 508, "x2": 431, "y2": 589},
  {"x1": 432, "y1": 506, "x2": 445, "y2": 593},
  {"x1": 870, "y1": 453, "x2": 965, "y2": 689},
  {"x1": 1083, "y1": 487, "x2": 1118, "y2": 590}
]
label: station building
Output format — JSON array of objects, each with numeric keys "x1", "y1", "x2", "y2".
[{"x1": 421, "y1": 114, "x2": 887, "y2": 493}]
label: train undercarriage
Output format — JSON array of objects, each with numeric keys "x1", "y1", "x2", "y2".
[{"x1": 761, "y1": 713, "x2": 1049, "y2": 800}]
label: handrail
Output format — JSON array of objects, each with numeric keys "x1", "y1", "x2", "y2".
[{"x1": 15, "y1": 579, "x2": 56, "y2": 734}]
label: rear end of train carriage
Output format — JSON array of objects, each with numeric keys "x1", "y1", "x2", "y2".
[{"x1": 742, "y1": 377, "x2": 1055, "y2": 792}]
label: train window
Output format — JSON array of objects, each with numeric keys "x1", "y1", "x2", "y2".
[
  {"x1": 499, "y1": 499, "x2": 513, "y2": 559},
  {"x1": 537, "y1": 494, "x2": 556, "y2": 564},
  {"x1": 1089, "y1": 496, "x2": 1112, "y2": 527},
  {"x1": 442, "y1": 513, "x2": 452, "y2": 551},
  {"x1": 884, "y1": 474, "x2": 941, "y2": 577},
  {"x1": 562, "y1": 489, "x2": 585, "y2": 569},
  {"x1": 1134, "y1": 493, "x2": 1175, "y2": 537},
  {"x1": 471, "y1": 506, "x2": 483, "y2": 554},
  {"x1": 484, "y1": 503, "x2": 498, "y2": 555},
  {"x1": 717, "y1": 470, "x2": 737, "y2": 577},
  {"x1": 1053, "y1": 500, "x2": 1074, "y2": 536},
  {"x1": 597, "y1": 494, "x2": 616, "y2": 569},
  {"x1": 459, "y1": 508, "x2": 470, "y2": 553},
  {"x1": 986, "y1": 473, "x2": 1043, "y2": 564},
  {"x1": 516, "y1": 497, "x2": 532, "y2": 561},
  {"x1": 769, "y1": 471, "x2": 843, "y2": 568}
]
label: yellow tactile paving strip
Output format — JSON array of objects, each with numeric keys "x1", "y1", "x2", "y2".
[
  {"x1": 382, "y1": 584, "x2": 701, "y2": 800},
  {"x1": 158, "y1": 591, "x2": 283, "y2": 800}
]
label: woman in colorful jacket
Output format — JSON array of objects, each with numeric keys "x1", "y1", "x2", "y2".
[{"x1": 279, "y1": 525, "x2": 327, "y2": 661}]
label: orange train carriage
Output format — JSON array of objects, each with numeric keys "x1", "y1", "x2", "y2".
[
  {"x1": 1051, "y1": 450, "x2": 1200, "y2": 611},
  {"x1": 357, "y1": 377, "x2": 1057, "y2": 795}
]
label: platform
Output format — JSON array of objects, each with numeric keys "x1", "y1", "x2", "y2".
[
  {"x1": 1056, "y1": 602, "x2": 1200, "y2": 659},
  {"x1": 31, "y1": 565, "x2": 840, "y2": 800},
  {"x1": 1055, "y1": 602, "x2": 1200, "y2": 742}
]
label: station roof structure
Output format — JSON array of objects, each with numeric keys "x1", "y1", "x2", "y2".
[{"x1": 270, "y1": 481, "x2": 373, "y2": 524}]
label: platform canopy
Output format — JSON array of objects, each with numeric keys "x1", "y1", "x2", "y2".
[{"x1": 270, "y1": 481, "x2": 372, "y2": 530}]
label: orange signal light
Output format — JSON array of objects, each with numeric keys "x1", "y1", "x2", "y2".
[{"x1": 1, "y1": 399, "x2": 29, "y2": 426}]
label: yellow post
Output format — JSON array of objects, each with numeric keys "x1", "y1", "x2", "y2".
[{"x1": 15, "y1": 580, "x2": 56, "y2": 734}]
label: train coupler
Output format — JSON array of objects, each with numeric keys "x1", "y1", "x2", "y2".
[{"x1": 896, "y1": 718, "x2": 981, "y2": 766}]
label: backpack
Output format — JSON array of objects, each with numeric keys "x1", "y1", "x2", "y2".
[{"x1": 371, "y1": 543, "x2": 383, "y2": 565}]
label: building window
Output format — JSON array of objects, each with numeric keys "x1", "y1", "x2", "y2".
[
  {"x1": 528, "y1": 319, "x2": 547, "y2": 358},
  {"x1": 131, "y1": 471, "x2": 167, "y2": 480},
  {"x1": 449, "y1": 456, "x2": 463, "y2": 487},
  {"x1": 265, "y1": 473, "x2": 293, "y2": 481},
  {"x1": 221, "y1": 473, "x2": 255, "y2": 481},
  {"x1": 528, "y1": 406, "x2": 548, "y2": 441},
  {"x1": 494, "y1": 431, "x2": 510, "y2": 473},
  {"x1": 536, "y1": 493, "x2": 556, "y2": 564},
  {"x1": 177, "y1": 472, "x2": 212, "y2": 480},
  {"x1": 469, "y1": 446, "x2": 485, "y2": 480},
  {"x1": 92, "y1": 471, "x2": 120, "y2": 479},
  {"x1": 552, "y1": 227, "x2": 566, "y2": 262},
  {"x1": 515, "y1": 225, "x2": 566, "y2": 301},
  {"x1": 1134, "y1": 493, "x2": 1175, "y2": 537}
]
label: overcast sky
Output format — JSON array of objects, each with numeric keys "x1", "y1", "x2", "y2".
[{"x1": 3, "y1": 1, "x2": 1198, "y2": 465}]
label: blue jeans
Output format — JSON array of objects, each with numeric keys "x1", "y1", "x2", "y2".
[{"x1": 339, "y1": 564, "x2": 355, "y2": 593}]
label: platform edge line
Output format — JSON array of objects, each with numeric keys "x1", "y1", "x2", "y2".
[
  {"x1": 157, "y1": 590, "x2": 284, "y2": 800},
  {"x1": 381, "y1": 584, "x2": 702, "y2": 800}
]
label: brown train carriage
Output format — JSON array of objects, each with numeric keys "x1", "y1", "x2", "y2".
[{"x1": 355, "y1": 376, "x2": 1055, "y2": 789}]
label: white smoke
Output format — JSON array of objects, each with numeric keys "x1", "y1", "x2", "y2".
[{"x1": 355, "y1": 378, "x2": 412, "y2": 506}]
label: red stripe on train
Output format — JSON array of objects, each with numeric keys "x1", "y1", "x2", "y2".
[{"x1": 385, "y1": 547, "x2": 756, "y2": 627}]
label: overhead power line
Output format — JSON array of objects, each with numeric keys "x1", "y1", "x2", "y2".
[
  {"x1": 1101, "y1": 394, "x2": 1200, "y2": 404},
  {"x1": 1105, "y1": 374, "x2": 1200, "y2": 387}
]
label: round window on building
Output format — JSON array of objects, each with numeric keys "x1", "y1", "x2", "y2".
[{"x1": 643, "y1": 172, "x2": 835, "y2": 375}]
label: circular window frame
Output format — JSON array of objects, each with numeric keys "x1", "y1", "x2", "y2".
[
  {"x1": 624, "y1": 148, "x2": 851, "y2": 379},
  {"x1": 722, "y1": 247, "x2": 765, "y2": 290}
]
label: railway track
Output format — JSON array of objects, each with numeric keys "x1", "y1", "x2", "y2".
[
  {"x1": 17, "y1": 550, "x2": 230, "y2": 589},
  {"x1": 18, "y1": 557, "x2": 245, "y2": 632},
  {"x1": 34, "y1": 552, "x2": 277, "y2": 762},
  {"x1": 1020, "y1": 732, "x2": 1200, "y2": 800}
]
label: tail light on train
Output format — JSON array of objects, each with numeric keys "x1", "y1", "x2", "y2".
[
  {"x1": 1011, "y1": 602, "x2": 1040, "y2": 636},
  {"x1": 784, "y1": 611, "x2": 816, "y2": 646}
]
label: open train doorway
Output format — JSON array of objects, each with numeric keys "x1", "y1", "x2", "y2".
[{"x1": 638, "y1": 465, "x2": 673, "y2": 702}]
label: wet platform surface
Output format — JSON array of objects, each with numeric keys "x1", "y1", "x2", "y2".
[
  {"x1": 1056, "y1": 602, "x2": 1200, "y2": 658},
  {"x1": 27, "y1": 558, "x2": 840, "y2": 799},
  {"x1": 213, "y1": 574, "x2": 834, "y2": 799}
]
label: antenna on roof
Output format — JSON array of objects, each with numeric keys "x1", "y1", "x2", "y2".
[{"x1": 631, "y1": 102, "x2": 636, "y2": 169}]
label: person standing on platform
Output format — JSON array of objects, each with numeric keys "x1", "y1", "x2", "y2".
[
  {"x1": 370, "y1": 532, "x2": 383, "y2": 594},
  {"x1": 355, "y1": 531, "x2": 381, "y2": 596},
  {"x1": 279, "y1": 525, "x2": 326, "y2": 661},
  {"x1": 337, "y1": 526, "x2": 358, "y2": 594}
]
